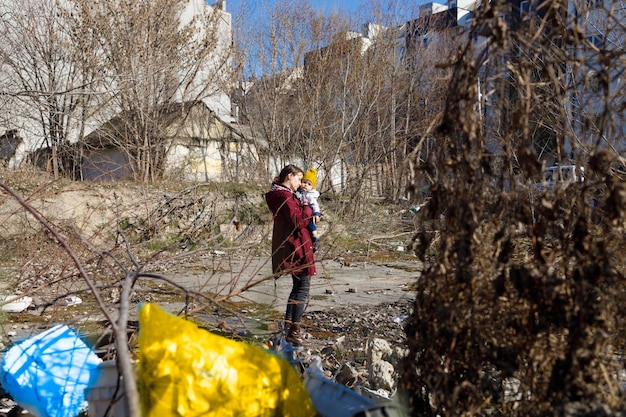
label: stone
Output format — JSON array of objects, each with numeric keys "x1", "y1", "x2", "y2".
[
  {"x1": 370, "y1": 360, "x2": 395, "y2": 391},
  {"x1": 335, "y1": 362, "x2": 359, "y2": 387},
  {"x1": 368, "y1": 338, "x2": 392, "y2": 363}
]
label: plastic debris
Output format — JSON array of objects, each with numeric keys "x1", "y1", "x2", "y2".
[
  {"x1": 85, "y1": 360, "x2": 129, "y2": 417},
  {"x1": 61, "y1": 296, "x2": 83, "y2": 307},
  {"x1": 138, "y1": 303, "x2": 316, "y2": 417},
  {"x1": 0, "y1": 294, "x2": 32, "y2": 312},
  {"x1": 0, "y1": 324, "x2": 102, "y2": 417},
  {"x1": 304, "y1": 357, "x2": 376, "y2": 417}
]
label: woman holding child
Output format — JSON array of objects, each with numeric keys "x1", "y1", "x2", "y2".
[{"x1": 265, "y1": 164, "x2": 316, "y2": 346}]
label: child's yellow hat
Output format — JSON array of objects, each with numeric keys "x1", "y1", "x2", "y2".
[{"x1": 302, "y1": 168, "x2": 317, "y2": 189}]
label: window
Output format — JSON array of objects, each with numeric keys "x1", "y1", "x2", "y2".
[
  {"x1": 587, "y1": 34, "x2": 604, "y2": 48},
  {"x1": 520, "y1": 1, "x2": 529, "y2": 18},
  {"x1": 520, "y1": 0, "x2": 535, "y2": 20}
]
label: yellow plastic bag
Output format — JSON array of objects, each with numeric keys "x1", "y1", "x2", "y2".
[{"x1": 138, "y1": 303, "x2": 316, "y2": 417}]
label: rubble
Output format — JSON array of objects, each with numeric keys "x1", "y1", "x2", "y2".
[
  {"x1": 0, "y1": 296, "x2": 415, "y2": 416},
  {"x1": 284, "y1": 299, "x2": 413, "y2": 403}
]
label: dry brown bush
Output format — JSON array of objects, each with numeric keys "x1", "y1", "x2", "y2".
[{"x1": 401, "y1": 0, "x2": 626, "y2": 416}]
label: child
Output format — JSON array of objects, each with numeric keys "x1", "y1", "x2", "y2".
[{"x1": 299, "y1": 167, "x2": 322, "y2": 252}]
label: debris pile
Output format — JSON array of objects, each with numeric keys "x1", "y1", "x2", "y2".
[
  {"x1": 0, "y1": 302, "x2": 410, "y2": 416},
  {"x1": 300, "y1": 300, "x2": 411, "y2": 399}
]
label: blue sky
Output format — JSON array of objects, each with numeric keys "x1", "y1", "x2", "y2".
[
  {"x1": 297, "y1": 0, "x2": 364, "y2": 14},
  {"x1": 226, "y1": 0, "x2": 367, "y2": 16},
  {"x1": 225, "y1": 0, "x2": 431, "y2": 24}
]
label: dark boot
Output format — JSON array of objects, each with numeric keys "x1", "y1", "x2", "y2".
[
  {"x1": 282, "y1": 319, "x2": 292, "y2": 332},
  {"x1": 285, "y1": 323, "x2": 304, "y2": 346}
]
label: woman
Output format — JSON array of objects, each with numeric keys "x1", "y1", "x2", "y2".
[{"x1": 265, "y1": 164, "x2": 316, "y2": 346}]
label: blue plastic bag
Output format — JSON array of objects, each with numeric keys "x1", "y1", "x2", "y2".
[{"x1": 0, "y1": 324, "x2": 102, "y2": 417}]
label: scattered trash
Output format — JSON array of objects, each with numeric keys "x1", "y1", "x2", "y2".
[
  {"x1": 355, "y1": 386, "x2": 392, "y2": 403},
  {"x1": 503, "y1": 377, "x2": 524, "y2": 402},
  {"x1": 29, "y1": 296, "x2": 44, "y2": 309},
  {"x1": 60, "y1": 295, "x2": 83, "y2": 307},
  {"x1": 0, "y1": 302, "x2": 405, "y2": 417},
  {"x1": 138, "y1": 303, "x2": 315, "y2": 417},
  {"x1": 351, "y1": 403, "x2": 409, "y2": 417},
  {"x1": 0, "y1": 324, "x2": 102, "y2": 417},
  {"x1": 304, "y1": 357, "x2": 376, "y2": 417},
  {"x1": 278, "y1": 339, "x2": 305, "y2": 368},
  {"x1": 0, "y1": 295, "x2": 32, "y2": 313},
  {"x1": 0, "y1": 397, "x2": 18, "y2": 414},
  {"x1": 213, "y1": 250, "x2": 226, "y2": 255},
  {"x1": 393, "y1": 316, "x2": 408, "y2": 324},
  {"x1": 336, "y1": 257, "x2": 353, "y2": 267},
  {"x1": 85, "y1": 360, "x2": 129, "y2": 417},
  {"x1": 409, "y1": 201, "x2": 429, "y2": 213},
  {"x1": 396, "y1": 246, "x2": 405, "y2": 252}
]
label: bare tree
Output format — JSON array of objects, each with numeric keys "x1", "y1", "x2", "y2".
[
  {"x1": 62, "y1": 0, "x2": 234, "y2": 182},
  {"x1": 567, "y1": 0, "x2": 626, "y2": 161},
  {"x1": 0, "y1": 0, "x2": 97, "y2": 178},
  {"x1": 232, "y1": 0, "x2": 346, "y2": 180},
  {"x1": 233, "y1": 0, "x2": 457, "y2": 211},
  {"x1": 0, "y1": 0, "x2": 235, "y2": 182}
]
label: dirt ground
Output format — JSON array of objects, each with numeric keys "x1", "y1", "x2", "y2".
[
  {"x1": 142, "y1": 254, "x2": 419, "y2": 351},
  {"x1": 0, "y1": 252, "x2": 419, "y2": 346},
  {"x1": 162, "y1": 255, "x2": 419, "y2": 310}
]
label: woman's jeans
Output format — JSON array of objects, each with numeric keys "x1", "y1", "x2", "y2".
[{"x1": 285, "y1": 274, "x2": 310, "y2": 324}]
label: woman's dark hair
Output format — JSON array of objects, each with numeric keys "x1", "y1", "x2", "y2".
[{"x1": 275, "y1": 164, "x2": 304, "y2": 183}]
